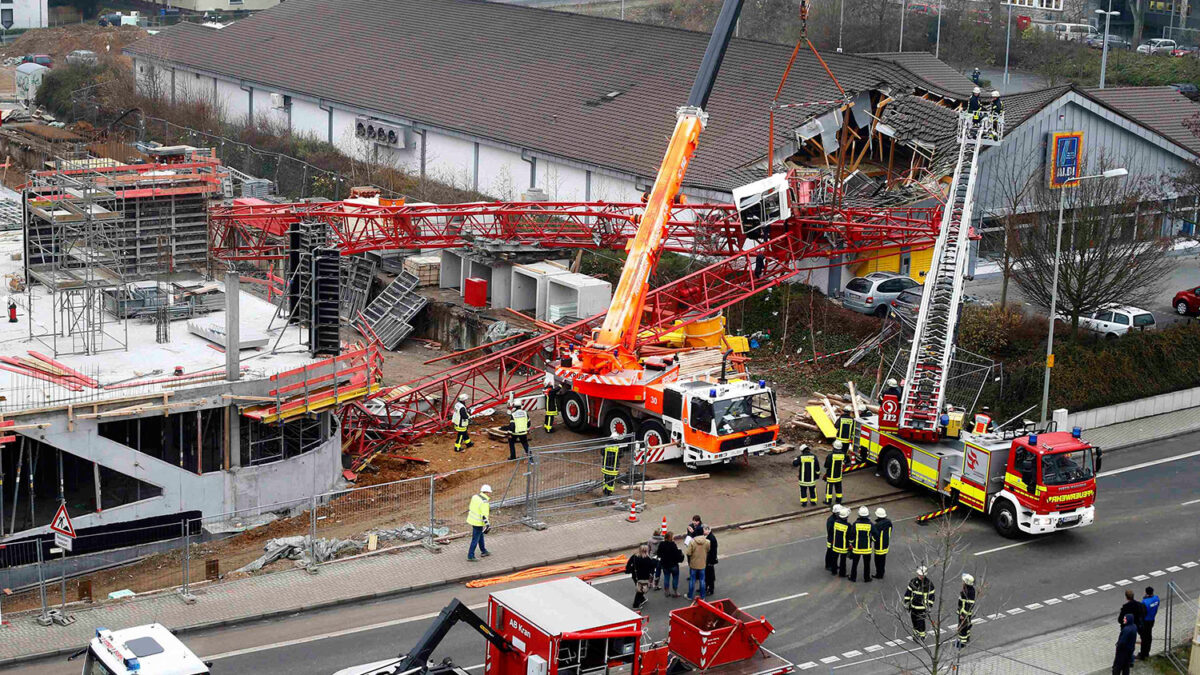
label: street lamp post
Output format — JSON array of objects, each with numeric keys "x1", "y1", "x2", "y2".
[
  {"x1": 838, "y1": 0, "x2": 845, "y2": 52},
  {"x1": 1002, "y1": 3, "x2": 1013, "y2": 93},
  {"x1": 1096, "y1": 3, "x2": 1120, "y2": 89},
  {"x1": 899, "y1": 0, "x2": 907, "y2": 52},
  {"x1": 935, "y1": 0, "x2": 943, "y2": 58},
  {"x1": 1040, "y1": 167, "x2": 1130, "y2": 425}
]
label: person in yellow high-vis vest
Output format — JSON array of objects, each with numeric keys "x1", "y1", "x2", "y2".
[
  {"x1": 792, "y1": 446, "x2": 818, "y2": 505},
  {"x1": 835, "y1": 405, "x2": 855, "y2": 447},
  {"x1": 848, "y1": 506, "x2": 873, "y2": 582},
  {"x1": 501, "y1": 409, "x2": 531, "y2": 460},
  {"x1": 602, "y1": 433, "x2": 622, "y2": 495},
  {"x1": 831, "y1": 509, "x2": 850, "y2": 578},
  {"x1": 905, "y1": 566, "x2": 936, "y2": 639},
  {"x1": 543, "y1": 383, "x2": 561, "y2": 434},
  {"x1": 823, "y1": 441, "x2": 846, "y2": 505},
  {"x1": 452, "y1": 394, "x2": 473, "y2": 453},
  {"x1": 466, "y1": 484, "x2": 492, "y2": 561}
]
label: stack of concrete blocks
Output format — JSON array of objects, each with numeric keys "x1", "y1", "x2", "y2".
[{"x1": 546, "y1": 272, "x2": 611, "y2": 323}]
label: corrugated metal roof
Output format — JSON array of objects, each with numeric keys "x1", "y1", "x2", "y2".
[
  {"x1": 858, "y1": 52, "x2": 976, "y2": 98},
  {"x1": 125, "y1": 0, "x2": 968, "y2": 194},
  {"x1": 1085, "y1": 86, "x2": 1200, "y2": 157}
]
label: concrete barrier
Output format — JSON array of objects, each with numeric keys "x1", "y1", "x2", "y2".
[{"x1": 1066, "y1": 385, "x2": 1200, "y2": 431}]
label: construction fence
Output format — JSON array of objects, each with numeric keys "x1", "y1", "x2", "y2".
[
  {"x1": 1160, "y1": 581, "x2": 1198, "y2": 673},
  {"x1": 0, "y1": 436, "x2": 644, "y2": 621}
]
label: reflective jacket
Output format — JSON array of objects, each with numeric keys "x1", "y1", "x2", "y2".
[
  {"x1": 852, "y1": 517, "x2": 874, "y2": 555},
  {"x1": 795, "y1": 452, "x2": 817, "y2": 485},
  {"x1": 872, "y1": 517, "x2": 893, "y2": 554},
  {"x1": 824, "y1": 451, "x2": 845, "y2": 483},
  {"x1": 453, "y1": 403, "x2": 470, "y2": 428},
  {"x1": 905, "y1": 576, "x2": 936, "y2": 612},
  {"x1": 544, "y1": 388, "x2": 559, "y2": 413},
  {"x1": 467, "y1": 493, "x2": 490, "y2": 527},
  {"x1": 825, "y1": 513, "x2": 836, "y2": 550},
  {"x1": 832, "y1": 518, "x2": 850, "y2": 554},
  {"x1": 836, "y1": 414, "x2": 855, "y2": 443},
  {"x1": 511, "y1": 413, "x2": 529, "y2": 436},
  {"x1": 959, "y1": 584, "x2": 977, "y2": 618}
]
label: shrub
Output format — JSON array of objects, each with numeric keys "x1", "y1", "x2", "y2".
[{"x1": 957, "y1": 305, "x2": 1025, "y2": 358}]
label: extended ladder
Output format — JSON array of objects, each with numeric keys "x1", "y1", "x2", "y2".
[{"x1": 897, "y1": 115, "x2": 989, "y2": 438}]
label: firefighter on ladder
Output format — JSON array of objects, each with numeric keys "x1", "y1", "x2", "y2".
[
  {"x1": 602, "y1": 432, "x2": 622, "y2": 496},
  {"x1": 904, "y1": 566, "x2": 936, "y2": 640},
  {"x1": 957, "y1": 573, "x2": 977, "y2": 648},
  {"x1": 822, "y1": 441, "x2": 846, "y2": 505},
  {"x1": 792, "y1": 445, "x2": 818, "y2": 506},
  {"x1": 543, "y1": 380, "x2": 561, "y2": 434},
  {"x1": 453, "y1": 394, "x2": 473, "y2": 453}
]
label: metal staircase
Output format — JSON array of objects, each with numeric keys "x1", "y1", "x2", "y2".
[
  {"x1": 897, "y1": 114, "x2": 989, "y2": 438},
  {"x1": 359, "y1": 271, "x2": 427, "y2": 349}
]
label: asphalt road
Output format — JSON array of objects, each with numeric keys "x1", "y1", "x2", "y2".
[{"x1": 13, "y1": 435, "x2": 1200, "y2": 675}]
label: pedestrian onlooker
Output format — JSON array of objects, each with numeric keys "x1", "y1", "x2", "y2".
[
  {"x1": 1119, "y1": 589, "x2": 1147, "y2": 628},
  {"x1": 685, "y1": 531, "x2": 710, "y2": 600},
  {"x1": 466, "y1": 484, "x2": 492, "y2": 561},
  {"x1": 1113, "y1": 613, "x2": 1137, "y2": 675},
  {"x1": 687, "y1": 514, "x2": 704, "y2": 539},
  {"x1": 625, "y1": 544, "x2": 656, "y2": 610},
  {"x1": 704, "y1": 525, "x2": 718, "y2": 596},
  {"x1": 646, "y1": 529, "x2": 664, "y2": 590},
  {"x1": 1139, "y1": 587, "x2": 1160, "y2": 660},
  {"x1": 656, "y1": 530, "x2": 684, "y2": 597}
]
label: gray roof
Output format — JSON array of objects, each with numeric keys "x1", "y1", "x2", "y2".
[
  {"x1": 1085, "y1": 86, "x2": 1200, "y2": 157},
  {"x1": 125, "y1": 0, "x2": 972, "y2": 194},
  {"x1": 999, "y1": 85, "x2": 1073, "y2": 131},
  {"x1": 859, "y1": 52, "x2": 976, "y2": 98},
  {"x1": 490, "y1": 578, "x2": 640, "y2": 635}
]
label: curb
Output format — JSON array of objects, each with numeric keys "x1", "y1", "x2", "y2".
[{"x1": 0, "y1": 488, "x2": 906, "y2": 669}]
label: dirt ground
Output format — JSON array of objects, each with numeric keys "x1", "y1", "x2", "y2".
[{"x1": 0, "y1": 24, "x2": 146, "y2": 62}]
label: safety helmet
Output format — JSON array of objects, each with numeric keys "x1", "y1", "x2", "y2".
[
  {"x1": 833, "y1": 440, "x2": 844, "y2": 450},
  {"x1": 981, "y1": 406, "x2": 991, "y2": 412},
  {"x1": 843, "y1": 404, "x2": 853, "y2": 412},
  {"x1": 887, "y1": 378, "x2": 898, "y2": 387},
  {"x1": 458, "y1": 393, "x2": 469, "y2": 402},
  {"x1": 481, "y1": 484, "x2": 493, "y2": 493},
  {"x1": 875, "y1": 507, "x2": 887, "y2": 519},
  {"x1": 991, "y1": 90, "x2": 1000, "y2": 97},
  {"x1": 916, "y1": 566, "x2": 927, "y2": 576},
  {"x1": 963, "y1": 573, "x2": 975, "y2": 585},
  {"x1": 837, "y1": 505, "x2": 849, "y2": 517},
  {"x1": 858, "y1": 506, "x2": 870, "y2": 517},
  {"x1": 973, "y1": 86, "x2": 981, "y2": 94}
]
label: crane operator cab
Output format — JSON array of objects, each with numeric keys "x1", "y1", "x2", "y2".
[{"x1": 731, "y1": 173, "x2": 790, "y2": 242}]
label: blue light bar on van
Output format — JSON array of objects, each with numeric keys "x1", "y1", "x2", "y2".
[
  {"x1": 1028, "y1": 434, "x2": 1038, "y2": 445},
  {"x1": 1072, "y1": 426, "x2": 1082, "y2": 438}
]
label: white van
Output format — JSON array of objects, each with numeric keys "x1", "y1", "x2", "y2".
[{"x1": 1054, "y1": 23, "x2": 1099, "y2": 41}]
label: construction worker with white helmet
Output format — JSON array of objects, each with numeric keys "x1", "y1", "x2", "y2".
[
  {"x1": 466, "y1": 484, "x2": 493, "y2": 561},
  {"x1": 957, "y1": 573, "x2": 977, "y2": 648},
  {"x1": 848, "y1": 506, "x2": 874, "y2": 582},
  {"x1": 602, "y1": 431, "x2": 622, "y2": 496},
  {"x1": 822, "y1": 441, "x2": 846, "y2": 505},
  {"x1": 501, "y1": 407, "x2": 531, "y2": 460},
  {"x1": 831, "y1": 505, "x2": 850, "y2": 578},
  {"x1": 904, "y1": 566, "x2": 936, "y2": 640},
  {"x1": 452, "y1": 393, "x2": 473, "y2": 453},
  {"x1": 871, "y1": 507, "x2": 893, "y2": 579}
]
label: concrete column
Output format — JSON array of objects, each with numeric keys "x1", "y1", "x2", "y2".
[
  {"x1": 228, "y1": 410, "x2": 241, "y2": 469},
  {"x1": 225, "y1": 272, "x2": 240, "y2": 382}
]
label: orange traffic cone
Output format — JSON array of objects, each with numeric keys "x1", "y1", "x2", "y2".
[
  {"x1": 660, "y1": 516, "x2": 667, "y2": 537},
  {"x1": 628, "y1": 501, "x2": 638, "y2": 522}
]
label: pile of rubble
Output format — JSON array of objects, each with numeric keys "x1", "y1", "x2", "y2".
[{"x1": 235, "y1": 523, "x2": 451, "y2": 572}]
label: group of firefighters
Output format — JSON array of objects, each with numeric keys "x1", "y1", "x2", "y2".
[{"x1": 451, "y1": 380, "x2": 570, "y2": 459}]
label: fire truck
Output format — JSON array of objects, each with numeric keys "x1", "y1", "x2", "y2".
[
  {"x1": 74, "y1": 624, "x2": 211, "y2": 674},
  {"x1": 856, "y1": 110, "x2": 1099, "y2": 538},
  {"x1": 552, "y1": 0, "x2": 779, "y2": 468},
  {"x1": 336, "y1": 577, "x2": 794, "y2": 675}
]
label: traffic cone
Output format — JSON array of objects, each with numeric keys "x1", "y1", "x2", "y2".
[
  {"x1": 660, "y1": 516, "x2": 667, "y2": 537},
  {"x1": 628, "y1": 501, "x2": 638, "y2": 523}
]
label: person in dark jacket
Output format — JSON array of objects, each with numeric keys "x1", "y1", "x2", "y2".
[
  {"x1": 656, "y1": 531, "x2": 684, "y2": 597},
  {"x1": 1119, "y1": 589, "x2": 1147, "y2": 628},
  {"x1": 626, "y1": 544, "x2": 656, "y2": 610},
  {"x1": 704, "y1": 526, "x2": 718, "y2": 596},
  {"x1": 1113, "y1": 613, "x2": 1137, "y2": 675},
  {"x1": 1139, "y1": 587, "x2": 1160, "y2": 660},
  {"x1": 871, "y1": 507, "x2": 893, "y2": 579},
  {"x1": 824, "y1": 505, "x2": 840, "y2": 571},
  {"x1": 687, "y1": 514, "x2": 704, "y2": 539}
]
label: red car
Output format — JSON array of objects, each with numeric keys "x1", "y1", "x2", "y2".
[{"x1": 1174, "y1": 286, "x2": 1200, "y2": 315}]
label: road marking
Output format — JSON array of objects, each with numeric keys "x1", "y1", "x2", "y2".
[
  {"x1": 975, "y1": 618, "x2": 987, "y2": 624},
  {"x1": 1099, "y1": 449, "x2": 1200, "y2": 478},
  {"x1": 1167, "y1": 566, "x2": 1183, "y2": 572},
  {"x1": 820, "y1": 655, "x2": 841, "y2": 664},
  {"x1": 1151, "y1": 570, "x2": 1166, "y2": 577},
  {"x1": 204, "y1": 602, "x2": 489, "y2": 661},
  {"x1": 974, "y1": 540, "x2": 1033, "y2": 556},
  {"x1": 885, "y1": 640, "x2": 903, "y2": 646},
  {"x1": 1062, "y1": 593, "x2": 1080, "y2": 600},
  {"x1": 1116, "y1": 579, "x2": 1132, "y2": 586},
  {"x1": 1081, "y1": 588, "x2": 1098, "y2": 596},
  {"x1": 1184, "y1": 562, "x2": 1198, "y2": 568},
  {"x1": 798, "y1": 662, "x2": 818, "y2": 670},
  {"x1": 742, "y1": 592, "x2": 809, "y2": 609},
  {"x1": 1182, "y1": 498, "x2": 1200, "y2": 506},
  {"x1": 987, "y1": 613, "x2": 1005, "y2": 620},
  {"x1": 842, "y1": 650, "x2": 863, "y2": 658},
  {"x1": 1025, "y1": 603, "x2": 1043, "y2": 610},
  {"x1": 1007, "y1": 608, "x2": 1025, "y2": 615},
  {"x1": 1133, "y1": 575, "x2": 1149, "y2": 581},
  {"x1": 1045, "y1": 598, "x2": 1062, "y2": 605},
  {"x1": 1098, "y1": 584, "x2": 1115, "y2": 591},
  {"x1": 864, "y1": 645, "x2": 884, "y2": 653}
]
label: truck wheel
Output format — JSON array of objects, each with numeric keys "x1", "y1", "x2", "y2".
[
  {"x1": 562, "y1": 392, "x2": 587, "y2": 431},
  {"x1": 603, "y1": 408, "x2": 635, "y2": 439},
  {"x1": 638, "y1": 419, "x2": 668, "y2": 449},
  {"x1": 882, "y1": 449, "x2": 908, "y2": 488},
  {"x1": 992, "y1": 501, "x2": 1020, "y2": 539}
]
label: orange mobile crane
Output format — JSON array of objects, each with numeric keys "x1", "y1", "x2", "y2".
[{"x1": 553, "y1": 0, "x2": 780, "y2": 468}]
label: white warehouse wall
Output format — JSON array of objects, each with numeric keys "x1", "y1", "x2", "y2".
[{"x1": 4, "y1": 0, "x2": 48, "y2": 29}]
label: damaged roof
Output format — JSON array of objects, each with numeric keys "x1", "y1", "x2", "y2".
[
  {"x1": 126, "y1": 0, "x2": 973, "y2": 195},
  {"x1": 859, "y1": 52, "x2": 976, "y2": 98}
]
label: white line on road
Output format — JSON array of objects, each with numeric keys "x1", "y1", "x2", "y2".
[
  {"x1": 1182, "y1": 498, "x2": 1200, "y2": 506},
  {"x1": 205, "y1": 602, "x2": 488, "y2": 661},
  {"x1": 974, "y1": 540, "x2": 1033, "y2": 556},
  {"x1": 1099, "y1": 449, "x2": 1200, "y2": 478},
  {"x1": 741, "y1": 592, "x2": 810, "y2": 609}
]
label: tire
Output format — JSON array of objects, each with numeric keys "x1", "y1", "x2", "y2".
[
  {"x1": 1177, "y1": 301, "x2": 1191, "y2": 316},
  {"x1": 992, "y1": 500, "x2": 1020, "y2": 539},
  {"x1": 562, "y1": 391, "x2": 587, "y2": 431},
  {"x1": 638, "y1": 419, "x2": 669, "y2": 449},
  {"x1": 874, "y1": 305, "x2": 889, "y2": 318},
  {"x1": 1106, "y1": 332, "x2": 1119, "y2": 341},
  {"x1": 602, "y1": 408, "x2": 635, "y2": 439},
  {"x1": 882, "y1": 449, "x2": 908, "y2": 488}
]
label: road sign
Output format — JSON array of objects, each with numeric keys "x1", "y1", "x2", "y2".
[
  {"x1": 49, "y1": 503, "x2": 76, "y2": 538},
  {"x1": 1049, "y1": 131, "x2": 1084, "y2": 189},
  {"x1": 54, "y1": 532, "x2": 72, "y2": 552}
]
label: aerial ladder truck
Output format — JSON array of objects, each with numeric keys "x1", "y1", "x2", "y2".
[
  {"x1": 552, "y1": 0, "x2": 779, "y2": 469},
  {"x1": 857, "y1": 111, "x2": 1101, "y2": 538}
]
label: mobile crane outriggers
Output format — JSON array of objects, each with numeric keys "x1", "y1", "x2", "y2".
[{"x1": 554, "y1": 0, "x2": 780, "y2": 468}]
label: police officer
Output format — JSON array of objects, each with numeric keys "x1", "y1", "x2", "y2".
[
  {"x1": 957, "y1": 573, "x2": 977, "y2": 648},
  {"x1": 848, "y1": 506, "x2": 873, "y2": 583},
  {"x1": 501, "y1": 408, "x2": 531, "y2": 459},
  {"x1": 543, "y1": 381, "x2": 561, "y2": 434},
  {"x1": 452, "y1": 394, "x2": 473, "y2": 453},
  {"x1": 602, "y1": 432, "x2": 622, "y2": 496},
  {"x1": 792, "y1": 445, "x2": 818, "y2": 506},
  {"x1": 872, "y1": 507, "x2": 892, "y2": 579},
  {"x1": 904, "y1": 566, "x2": 936, "y2": 640},
  {"x1": 822, "y1": 441, "x2": 846, "y2": 505},
  {"x1": 831, "y1": 506, "x2": 850, "y2": 578},
  {"x1": 824, "y1": 505, "x2": 839, "y2": 572}
]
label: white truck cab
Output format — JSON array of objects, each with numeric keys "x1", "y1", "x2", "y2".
[{"x1": 82, "y1": 624, "x2": 210, "y2": 675}]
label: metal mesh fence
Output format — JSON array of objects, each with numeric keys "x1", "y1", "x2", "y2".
[{"x1": 1161, "y1": 581, "x2": 1198, "y2": 671}]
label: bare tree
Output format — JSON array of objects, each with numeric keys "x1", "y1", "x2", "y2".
[
  {"x1": 1013, "y1": 164, "x2": 1174, "y2": 336},
  {"x1": 982, "y1": 151, "x2": 1040, "y2": 308},
  {"x1": 859, "y1": 515, "x2": 985, "y2": 674}
]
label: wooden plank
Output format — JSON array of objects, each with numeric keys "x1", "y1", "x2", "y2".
[
  {"x1": 847, "y1": 381, "x2": 862, "y2": 419},
  {"x1": 806, "y1": 405, "x2": 837, "y2": 439}
]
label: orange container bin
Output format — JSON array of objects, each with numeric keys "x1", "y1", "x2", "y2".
[
  {"x1": 464, "y1": 277, "x2": 488, "y2": 308},
  {"x1": 668, "y1": 599, "x2": 775, "y2": 669}
]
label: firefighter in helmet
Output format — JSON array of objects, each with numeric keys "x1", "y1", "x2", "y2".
[
  {"x1": 602, "y1": 432, "x2": 622, "y2": 496},
  {"x1": 904, "y1": 566, "x2": 936, "y2": 640},
  {"x1": 822, "y1": 441, "x2": 846, "y2": 505},
  {"x1": 882, "y1": 377, "x2": 902, "y2": 399},
  {"x1": 957, "y1": 573, "x2": 977, "y2": 648},
  {"x1": 452, "y1": 394, "x2": 473, "y2": 453},
  {"x1": 835, "y1": 404, "x2": 855, "y2": 448},
  {"x1": 831, "y1": 505, "x2": 850, "y2": 578},
  {"x1": 792, "y1": 445, "x2": 818, "y2": 506},
  {"x1": 501, "y1": 407, "x2": 531, "y2": 460},
  {"x1": 543, "y1": 380, "x2": 561, "y2": 434}
]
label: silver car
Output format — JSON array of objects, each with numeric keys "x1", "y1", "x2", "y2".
[{"x1": 843, "y1": 272, "x2": 920, "y2": 317}]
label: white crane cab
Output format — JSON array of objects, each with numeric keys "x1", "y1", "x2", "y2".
[{"x1": 81, "y1": 624, "x2": 210, "y2": 675}]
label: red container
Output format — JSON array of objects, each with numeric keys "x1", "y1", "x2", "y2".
[
  {"x1": 464, "y1": 277, "x2": 487, "y2": 308},
  {"x1": 668, "y1": 599, "x2": 775, "y2": 670}
]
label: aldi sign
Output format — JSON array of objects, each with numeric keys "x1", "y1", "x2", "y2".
[{"x1": 1049, "y1": 131, "x2": 1083, "y2": 189}]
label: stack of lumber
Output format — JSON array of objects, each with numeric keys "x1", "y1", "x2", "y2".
[
  {"x1": 627, "y1": 473, "x2": 709, "y2": 492},
  {"x1": 675, "y1": 349, "x2": 727, "y2": 378},
  {"x1": 787, "y1": 389, "x2": 879, "y2": 438},
  {"x1": 0, "y1": 351, "x2": 98, "y2": 391}
]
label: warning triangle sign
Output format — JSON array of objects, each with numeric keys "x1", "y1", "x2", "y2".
[{"x1": 49, "y1": 503, "x2": 75, "y2": 538}]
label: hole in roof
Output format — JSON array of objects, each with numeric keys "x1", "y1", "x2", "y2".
[{"x1": 585, "y1": 90, "x2": 625, "y2": 107}]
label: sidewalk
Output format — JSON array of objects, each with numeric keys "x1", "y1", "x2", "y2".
[
  {"x1": 962, "y1": 614, "x2": 1121, "y2": 674},
  {"x1": 1085, "y1": 405, "x2": 1200, "y2": 450}
]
